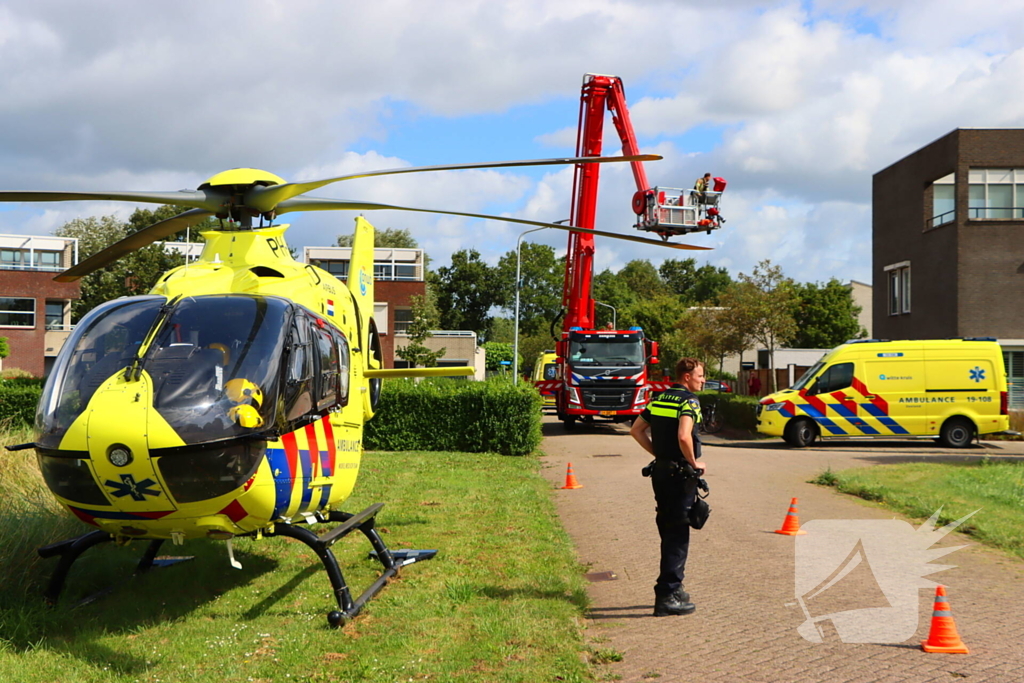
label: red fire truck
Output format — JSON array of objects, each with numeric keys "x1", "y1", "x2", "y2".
[{"x1": 537, "y1": 74, "x2": 726, "y2": 429}]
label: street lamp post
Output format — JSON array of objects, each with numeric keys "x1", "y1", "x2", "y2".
[
  {"x1": 594, "y1": 300, "x2": 617, "y2": 330},
  {"x1": 513, "y1": 221, "x2": 567, "y2": 384}
]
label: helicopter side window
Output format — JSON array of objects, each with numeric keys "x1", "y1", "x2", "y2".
[
  {"x1": 314, "y1": 325, "x2": 340, "y2": 411},
  {"x1": 284, "y1": 314, "x2": 315, "y2": 422},
  {"x1": 336, "y1": 333, "x2": 350, "y2": 405}
]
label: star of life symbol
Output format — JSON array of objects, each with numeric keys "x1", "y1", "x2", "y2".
[
  {"x1": 794, "y1": 508, "x2": 975, "y2": 643},
  {"x1": 105, "y1": 473, "x2": 161, "y2": 501},
  {"x1": 969, "y1": 366, "x2": 985, "y2": 383}
]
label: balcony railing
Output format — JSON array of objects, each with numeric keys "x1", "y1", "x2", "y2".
[
  {"x1": 967, "y1": 207, "x2": 1024, "y2": 220},
  {"x1": 0, "y1": 263, "x2": 65, "y2": 272},
  {"x1": 928, "y1": 210, "x2": 955, "y2": 229}
]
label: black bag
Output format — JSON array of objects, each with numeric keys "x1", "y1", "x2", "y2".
[
  {"x1": 688, "y1": 477, "x2": 711, "y2": 529},
  {"x1": 688, "y1": 497, "x2": 710, "y2": 529}
]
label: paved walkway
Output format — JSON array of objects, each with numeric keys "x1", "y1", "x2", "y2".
[{"x1": 540, "y1": 417, "x2": 1024, "y2": 682}]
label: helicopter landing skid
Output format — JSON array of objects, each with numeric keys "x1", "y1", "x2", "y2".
[
  {"x1": 37, "y1": 532, "x2": 195, "y2": 606},
  {"x1": 268, "y1": 502, "x2": 437, "y2": 628}
]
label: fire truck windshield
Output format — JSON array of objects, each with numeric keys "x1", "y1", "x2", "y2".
[{"x1": 568, "y1": 338, "x2": 644, "y2": 366}]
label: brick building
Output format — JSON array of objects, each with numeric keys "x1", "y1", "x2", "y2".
[
  {"x1": 0, "y1": 234, "x2": 81, "y2": 376},
  {"x1": 873, "y1": 128, "x2": 1024, "y2": 405},
  {"x1": 303, "y1": 246, "x2": 485, "y2": 378}
]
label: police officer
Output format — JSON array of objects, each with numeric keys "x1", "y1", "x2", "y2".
[{"x1": 630, "y1": 357, "x2": 707, "y2": 616}]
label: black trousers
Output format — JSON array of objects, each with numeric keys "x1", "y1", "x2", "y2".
[{"x1": 651, "y1": 465, "x2": 698, "y2": 596}]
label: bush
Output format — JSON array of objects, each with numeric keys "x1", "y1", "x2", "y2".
[
  {"x1": 708, "y1": 370, "x2": 738, "y2": 383},
  {"x1": 365, "y1": 378, "x2": 543, "y2": 456},
  {"x1": 0, "y1": 368, "x2": 36, "y2": 380},
  {"x1": 697, "y1": 391, "x2": 760, "y2": 432},
  {"x1": 0, "y1": 384, "x2": 41, "y2": 427}
]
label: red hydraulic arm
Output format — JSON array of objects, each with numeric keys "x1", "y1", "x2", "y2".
[{"x1": 563, "y1": 74, "x2": 651, "y2": 331}]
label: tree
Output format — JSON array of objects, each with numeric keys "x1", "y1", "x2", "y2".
[
  {"x1": 431, "y1": 249, "x2": 500, "y2": 335},
  {"x1": 494, "y1": 242, "x2": 563, "y2": 336},
  {"x1": 55, "y1": 213, "x2": 192, "y2": 322},
  {"x1": 659, "y1": 258, "x2": 733, "y2": 304},
  {"x1": 0, "y1": 337, "x2": 8, "y2": 360},
  {"x1": 791, "y1": 279, "x2": 866, "y2": 348},
  {"x1": 395, "y1": 293, "x2": 445, "y2": 367},
  {"x1": 719, "y1": 260, "x2": 797, "y2": 392},
  {"x1": 617, "y1": 259, "x2": 668, "y2": 298},
  {"x1": 337, "y1": 227, "x2": 418, "y2": 249},
  {"x1": 620, "y1": 293, "x2": 690, "y2": 349},
  {"x1": 486, "y1": 317, "x2": 516, "y2": 344},
  {"x1": 127, "y1": 205, "x2": 217, "y2": 241},
  {"x1": 592, "y1": 267, "x2": 639, "y2": 327},
  {"x1": 516, "y1": 332, "x2": 556, "y2": 377},
  {"x1": 677, "y1": 306, "x2": 750, "y2": 376},
  {"x1": 482, "y1": 341, "x2": 521, "y2": 372}
]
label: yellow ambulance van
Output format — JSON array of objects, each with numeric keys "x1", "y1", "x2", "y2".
[
  {"x1": 756, "y1": 338, "x2": 1009, "y2": 448},
  {"x1": 532, "y1": 351, "x2": 559, "y2": 409}
]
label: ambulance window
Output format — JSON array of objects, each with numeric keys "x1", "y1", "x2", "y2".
[{"x1": 812, "y1": 362, "x2": 854, "y2": 394}]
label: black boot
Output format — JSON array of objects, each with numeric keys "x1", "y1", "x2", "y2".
[{"x1": 653, "y1": 590, "x2": 695, "y2": 617}]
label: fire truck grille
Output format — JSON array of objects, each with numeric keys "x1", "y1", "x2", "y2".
[{"x1": 581, "y1": 388, "x2": 634, "y2": 411}]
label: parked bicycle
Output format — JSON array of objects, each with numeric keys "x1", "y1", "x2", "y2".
[{"x1": 700, "y1": 397, "x2": 724, "y2": 434}]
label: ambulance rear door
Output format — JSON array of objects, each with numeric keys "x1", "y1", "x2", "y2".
[{"x1": 923, "y1": 343, "x2": 1000, "y2": 434}]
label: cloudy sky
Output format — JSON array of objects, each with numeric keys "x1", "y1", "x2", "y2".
[{"x1": 1, "y1": 0, "x2": 1023, "y2": 286}]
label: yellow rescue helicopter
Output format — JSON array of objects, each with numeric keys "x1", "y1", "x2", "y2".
[{"x1": 3, "y1": 156, "x2": 708, "y2": 627}]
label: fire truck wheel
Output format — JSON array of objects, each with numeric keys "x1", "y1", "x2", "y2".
[{"x1": 562, "y1": 416, "x2": 577, "y2": 431}]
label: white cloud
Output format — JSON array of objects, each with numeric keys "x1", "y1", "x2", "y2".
[{"x1": 0, "y1": 0, "x2": 1022, "y2": 292}]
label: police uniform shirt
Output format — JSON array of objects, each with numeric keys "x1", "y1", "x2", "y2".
[{"x1": 640, "y1": 384, "x2": 702, "y2": 464}]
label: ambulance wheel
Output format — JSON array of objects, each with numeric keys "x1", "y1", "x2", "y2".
[
  {"x1": 940, "y1": 417, "x2": 974, "y2": 448},
  {"x1": 784, "y1": 418, "x2": 818, "y2": 448}
]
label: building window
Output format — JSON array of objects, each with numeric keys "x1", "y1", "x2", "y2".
[
  {"x1": 394, "y1": 307, "x2": 414, "y2": 335},
  {"x1": 885, "y1": 262, "x2": 910, "y2": 316},
  {"x1": 929, "y1": 173, "x2": 955, "y2": 228},
  {"x1": 45, "y1": 301, "x2": 65, "y2": 329},
  {"x1": 1, "y1": 249, "x2": 24, "y2": 268},
  {"x1": 36, "y1": 251, "x2": 62, "y2": 269},
  {"x1": 322, "y1": 260, "x2": 348, "y2": 278},
  {"x1": 968, "y1": 169, "x2": 1024, "y2": 219},
  {"x1": 1005, "y1": 351, "x2": 1024, "y2": 409},
  {"x1": 0, "y1": 297, "x2": 35, "y2": 327}
]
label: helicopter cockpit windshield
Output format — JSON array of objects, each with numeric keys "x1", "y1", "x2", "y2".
[
  {"x1": 37, "y1": 295, "x2": 291, "y2": 449},
  {"x1": 37, "y1": 296, "x2": 165, "y2": 449},
  {"x1": 143, "y1": 295, "x2": 289, "y2": 443}
]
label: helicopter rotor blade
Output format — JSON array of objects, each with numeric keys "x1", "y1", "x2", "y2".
[
  {"x1": 245, "y1": 154, "x2": 663, "y2": 213},
  {"x1": 0, "y1": 189, "x2": 225, "y2": 212},
  {"x1": 275, "y1": 197, "x2": 711, "y2": 251},
  {"x1": 55, "y1": 208, "x2": 214, "y2": 282}
]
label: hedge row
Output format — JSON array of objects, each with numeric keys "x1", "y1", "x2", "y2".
[
  {"x1": 0, "y1": 384, "x2": 42, "y2": 427},
  {"x1": 364, "y1": 378, "x2": 543, "y2": 456},
  {"x1": 697, "y1": 391, "x2": 760, "y2": 432}
]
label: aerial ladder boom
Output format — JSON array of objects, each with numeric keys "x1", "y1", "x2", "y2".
[{"x1": 563, "y1": 74, "x2": 649, "y2": 330}]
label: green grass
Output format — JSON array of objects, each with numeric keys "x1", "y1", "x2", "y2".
[
  {"x1": 0, "y1": 444, "x2": 593, "y2": 682},
  {"x1": 812, "y1": 460, "x2": 1024, "y2": 558}
]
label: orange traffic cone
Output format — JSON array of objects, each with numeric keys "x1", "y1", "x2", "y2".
[
  {"x1": 921, "y1": 585, "x2": 969, "y2": 654},
  {"x1": 560, "y1": 462, "x2": 583, "y2": 490},
  {"x1": 774, "y1": 497, "x2": 807, "y2": 535}
]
